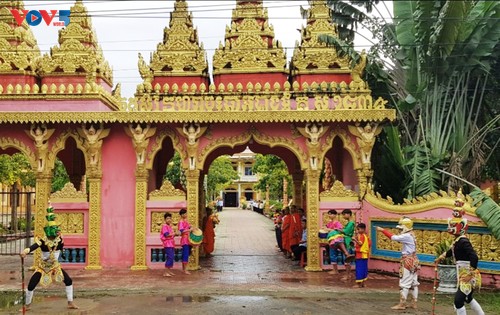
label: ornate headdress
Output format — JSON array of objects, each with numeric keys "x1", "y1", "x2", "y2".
[
  {"x1": 396, "y1": 216, "x2": 413, "y2": 233},
  {"x1": 447, "y1": 189, "x2": 468, "y2": 236},
  {"x1": 43, "y1": 204, "x2": 60, "y2": 238}
]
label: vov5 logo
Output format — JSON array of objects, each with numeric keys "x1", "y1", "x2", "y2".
[{"x1": 10, "y1": 9, "x2": 71, "y2": 27}]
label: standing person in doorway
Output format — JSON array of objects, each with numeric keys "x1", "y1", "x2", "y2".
[
  {"x1": 160, "y1": 212, "x2": 176, "y2": 277},
  {"x1": 19, "y1": 205, "x2": 78, "y2": 311},
  {"x1": 178, "y1": 208, "x2": 193, "y2": 274},
  {"x1": 281, "y1": 207, "x2": 291, "y2": 258},
  {"x1": 202, "y1": 207, "x2": 220, "y2": 257},
  {"x1": 216, "y1": 198, "x2": 224, "y2": 212},
  {"x1": 376, "y1": 217, "x2": 420, "y2": 310}
]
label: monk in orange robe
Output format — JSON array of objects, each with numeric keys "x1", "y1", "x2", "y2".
[
  {"x1": 288, "y1": 206, "x2": 303, "y2": 259},
  {"x1": 281, "y1": 207, "x2": 291, "y2": 258},
  {"x1": 202, "y1": 207, "x2": 219, "y2": 257}
]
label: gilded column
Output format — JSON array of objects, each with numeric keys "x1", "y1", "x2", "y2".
[
  {"x1": 304, "y1": 169, "x2": 322, "y2": 271},
  {"x1": 292, "y1": 173, "x2": 304, "y2": 208},
  {"x1": 85, "y1": 175, "x2": 102, "y2": 270},
  {"x1": 131, "y1": 166, "x2": 148, "y2": 270},
  {"x1": 186, "y1": 169, "x2": 200, "y2": 270},
  {"x1": 34, "y1": 173, "x2": 52, "y2": 267}
]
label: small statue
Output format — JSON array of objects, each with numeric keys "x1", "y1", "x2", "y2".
[
  {"x1": 322, "y1": 158, "x2": 334, "y2": 190},
  {"x1": 348, "y1": 122, "x2": 382, "y2": 164},
  {"x1": 28, "y1": 124, "x2": 54, "y2": 172},
  {"x1": 297, "y1": 122, "x2": 327, "y2": 145},
  {"x1": 183, "y1": 123, "x2": 201, "y2": 145},
  {"x1": 125, "y1": 123, "x2": 156, "y2": 164},
  {"x1": 77, "y1": 123, "x2": 109, "y2": 165}
]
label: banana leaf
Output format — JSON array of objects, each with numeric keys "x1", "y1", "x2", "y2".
[{"x1": 470, "y1": 187, "x2": 500, "y2": 240}]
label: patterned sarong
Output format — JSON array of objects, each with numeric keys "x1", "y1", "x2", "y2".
[
  {"x1": 456, "y1": 260, "x2": 481, "y2": 295},
  {"x1": 401, "y1": 253, "x2": 420, "y2": 273}
]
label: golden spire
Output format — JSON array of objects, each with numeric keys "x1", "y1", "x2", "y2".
[
  {"x1": 38, "y1": 0, "x2": 113, "y2": 85},
  {"x1": 0, "y1": 1, "x2": 41, "y2": 73},
  {"x1": 145, "y1": 0, "x2": 208, "y2": 79},
  {"x1": 291, "y1": 0, "x2": 351, "y2": 75},
  {"x1": 212, "y1": 0, "x2": 287, "y2": 74}
]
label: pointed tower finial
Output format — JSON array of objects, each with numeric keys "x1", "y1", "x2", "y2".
[
  {"x1": 137, "y1": 0, "x2": 208, "y2": 95},
  {"x1": 213, "y1": 0, "x2": 287, "y2": 76},
  {"x1": 0, "y1": 1, "x2": 41, "y2": 76},
  {"x1": 38, "y1": 0, "x2": 113, "y2": 88}
]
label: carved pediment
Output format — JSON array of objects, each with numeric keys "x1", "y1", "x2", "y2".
[
  {"x1": 149, "y1": 180, "x2": 186, "y2": 200},
  {"x1": 320, "y1": 180, "x2": 358, "y2": 200},
  {"x1": 50, "y1": 182, "x2": 87, "y2": 202}
]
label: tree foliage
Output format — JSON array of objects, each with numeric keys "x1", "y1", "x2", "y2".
[
  {"x1": 0, "y1": 153, "x2": 35, "y2": 187},
  {"x1": 252, "y1": 154, "x2": 291, "y2": 201},
  {"x1": 164, "y1": 152, "x2": 182, "y2": 187},
  {"x1": 206, "y1": 156, "x2": 239, "y2": 202}
]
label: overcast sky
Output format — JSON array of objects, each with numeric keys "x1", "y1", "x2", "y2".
[{"x1": 23, "y1": 1, "x2": 393, "y2": 98}]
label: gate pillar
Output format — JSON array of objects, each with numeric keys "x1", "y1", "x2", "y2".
[
  {"x1": 86, "y1": 174, "x2": 102, "y2": 270},
  {"x1": 292, "y1": 172, "x2": 304, "y2": 209},
  {"x1": 186, "y1": 169, "x2": 201, "y2": 270},
  {"x1": 131, "y1": 166, "x2": 148, "y2": 270},
  {"x1": 34, "y1": 173, "x2": 52, "y2": 268},
  {"x1": 304, "y1": 169, "x2": 322, "y2": 271}
]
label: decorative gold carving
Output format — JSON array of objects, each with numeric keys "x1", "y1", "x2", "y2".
[
  {"x1": 0, "y1": 137, "x2": 37, "y2": 170},
  {"x1": 131, "y1": 175, "x2": 148, "y2": 270},
  {"x1": 76, "y1": 123, "x2": 110, "y2": 168},
  {"x1": 0, "y1": 2, "x2": 40, "y2": 73},
  {"x1": 291, "y1": 0, "x2": 351, "y2": 75},
  {"x1": 198, "y1": 127, "x2": 308, "y2": 172},
  {"x1": 57, "y1": 212, "x2": 84, "y2": 234},
  {"x1": 147, "y1": 128, "x2": 186, "y2": 170},
  {"x1": 138, "y1": 0, "x2": 208, "y2": 86},
  {"x1": 25, "y1": 124, "x2": 54, "y2": 172},
  {"x1": 33, "y1": 174, "x2": 52, "y2": 268},
  {"x1": 348, "y1": 122, "x2": 382, "y2": 166},
  {"x1": 151, "y1": 211, "x2": 182, "y2": 234},
  {"x1": 177, "y1": 123, "x2": 207, "y2": 170},
  {"x1": 320, "y1": 180, "x2": 358, "y2": 200},
  {"x1": 350, "y1": 50, "x2": 368, "y2": 91},
  {"x1": 213, "y1": 1, "x2": 286, "y2": 74},
  {"x1": 0, "y1": 107, "x2": 396, "y2": 124},
  {"x1": 124, "y1": 123, "x2": 156, "y2": 165},
  {"x1": 38, "y1": 1, "x2": 113, "y2": 85},
  {"x1": 366, "y1": 189, "x2": 477, "y2": 214},
  {"x1": 481, "y1": 234, "x2": 500, "y2": 262},
  {"x1": 50, "y1": 182, "x2": 87, "y2": 202},
  {"x1": 305, "y1": 169, "x2": 321, "y2": 271},
  {"x1": 186, "y1": 169, "x2": 200, "y2": 270},
  {"x1": 86, "y1": 177, "x2": 102, "y2": 270},
  {"x1": 149, "y1": 180, "x2": 186, "y2": 200}
]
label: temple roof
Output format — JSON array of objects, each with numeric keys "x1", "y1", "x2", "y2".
[
  {"x1": 291, "y1": 0, "x2": 351, "y2": 75},
  {"x1": 137, "y1": 0, "x2": 208, "y2": 93},
  {"x1": 212, "y1": 0, "x2": 287, "y2": 75},
  {"x1": 0, "y1": 0, "x2": 40, "y2": 73},
  {"x1": 38, "y1": 0, "x2": 113, "y2": 85}
]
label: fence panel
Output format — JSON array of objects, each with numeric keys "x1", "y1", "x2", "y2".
[{"x1": 0, "y1": 186, "x2": 35, "y2": 255}]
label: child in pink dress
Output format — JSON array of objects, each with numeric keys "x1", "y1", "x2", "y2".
[
  {"x1": 178, "y1": 208, "x2": 192, "y2": 274},
  {"x1": 160, "y1": 212, "x2": 176, "y2": 277}
]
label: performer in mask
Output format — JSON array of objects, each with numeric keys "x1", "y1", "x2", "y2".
[
  {"x1": 19, "y1": 205, "x2": 78, "y2": 311},
  {"x1": 435, "y1": 190, "x2": 484, "y2": 315},
  {"x1": 376, "y1": 216, "x2": 420, "y2": 310}
]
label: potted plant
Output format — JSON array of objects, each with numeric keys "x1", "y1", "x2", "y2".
[{"x1": 434, "y1": 239, "x2": 457, "y2": 293}]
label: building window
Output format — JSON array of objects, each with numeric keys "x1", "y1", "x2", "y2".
[{"x1": 244, "y1": 166, "x2": 253, "y2": 176}]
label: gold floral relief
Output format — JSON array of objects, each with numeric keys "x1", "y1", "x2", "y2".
[
  {"x1": 469, "y1": 233, "x2": 482, "y2": 260},
  {"x1": 480, "y1": 234, "x2": 500, "y2": 262},
  {"x1": 57, "y1": 212, "x2": 84, "y2": 234},
  {"x1": 151, "y1": 211, "x2": 181, "y2": 234},
  {"x1": 421, "y1": 230, "x2": 440, "y2": 254},
  {"x1": 413, "y1": 230, "x2": 423, "y2": 253}
]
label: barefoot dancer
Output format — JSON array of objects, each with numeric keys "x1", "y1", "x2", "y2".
[
  {"x1": 19, "y1": 205, "x2": 78, "y2": 311},
  {"x1": 160, "y1": 212, "x2": 176, "y2": 277},
  {"x1": 178, "y1": 208, "x2": 193, "y2": 274}
]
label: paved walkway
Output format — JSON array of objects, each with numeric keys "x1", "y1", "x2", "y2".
[{"x1": 0, "y1": 208, "x2": 468, "y2": 314}]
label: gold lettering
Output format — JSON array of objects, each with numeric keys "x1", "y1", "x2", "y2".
[
  {"x1": 204, "y1": 95, "x2": 215, "y2": 111},
  {"x1": 241, "y1": 95, "x2": 254, "y2": 111},
  {"x1": 215, "y1": 96, "x2": 223, "y2": 111},
  {"x1": 281, "y1": 92, "x2": 291, "y2": 110},
  {"x1": 269, "y1": 95, "x2": 280, "y2": 110},
  {"x1": 161, "y1": 96, "x2": 175, "y2": 111},
  {"x1": 191, "y1": 96, "x2": 202, "y2": 111},
  {"x1": 296, "y1": 96, "x2": 309, "y2": 110}
]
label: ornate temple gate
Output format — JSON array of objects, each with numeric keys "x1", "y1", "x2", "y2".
[{"x1": 2, "y1": 0, "x2": 459, "y2": 273}]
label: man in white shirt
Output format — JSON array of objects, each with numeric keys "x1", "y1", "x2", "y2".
[{"x1": 377, "y1": 217, "x2": 420, "y2": 310}]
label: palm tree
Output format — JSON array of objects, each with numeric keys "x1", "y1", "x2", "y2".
[{"x1": 322, "y1": 0, "x2": 500, "y2": 201}]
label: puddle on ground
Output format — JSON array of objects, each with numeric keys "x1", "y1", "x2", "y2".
[{"x1": 165, "y1": 295, "x2": 213, "y2": 303}]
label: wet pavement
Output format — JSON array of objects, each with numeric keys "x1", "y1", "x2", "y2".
[{"x1": 0, "y1": 208, "x2": 495, "y2": 314}]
